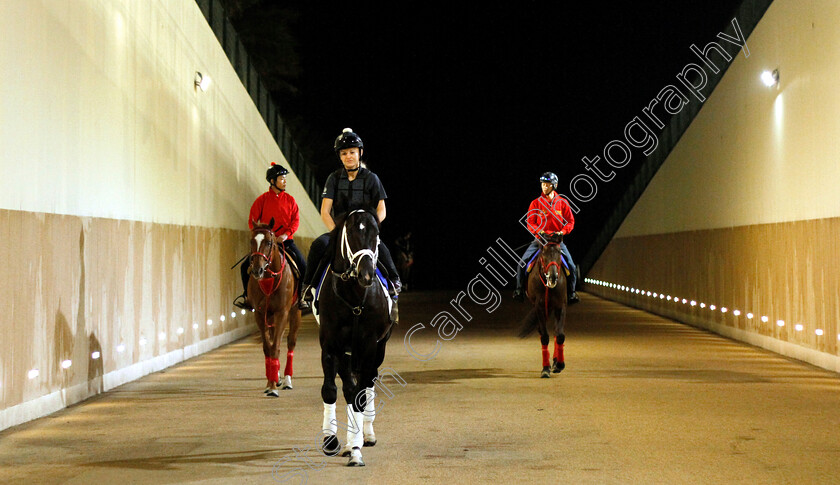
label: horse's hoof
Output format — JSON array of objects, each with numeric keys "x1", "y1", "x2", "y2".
[
  {"x1": 541, "y1": 367, "x2": 551, "y2": 378},
  {"x1": 340, "y1": 444, "x2": 353, "y2": 457},
  {"x1": 280, "y1": 375, "x2": 293, "y2": 390},
  {"x1": 552, "y1": 360, "x2": 565, "y2": 373},
  {"x1": 346, "y1": 448, "x2": 365, "y2": 467},
  {"x1": 363, "y1": 436, "x2": 377, "y2": 447},
  {"x1": 263, "y1": 388, "x2": 270, "y2": 394},
  {"x1": 322, "y1": 435, "x2": 340, "y2": 456},
  {"x1": 265, "y1": 389, "x2": 279, "y2": 397}
]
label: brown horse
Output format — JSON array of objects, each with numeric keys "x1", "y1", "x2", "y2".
[
  {"x1": 248, "y1": 220, "x2": 301, "y2": 397},
  {"x1": 518, "y1": 233, "x2": 568, "y2": 378}
]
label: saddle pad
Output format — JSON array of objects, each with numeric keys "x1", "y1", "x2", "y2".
[
  {"x1": 312, "y1": 264, "x2": 330, "y2": 326},
  {"x1": 283, "y1": 248, "x2": 300, "y2": 280},
  {"x1": 526, "y1": 252, "x2": 571, "y2": 276}
]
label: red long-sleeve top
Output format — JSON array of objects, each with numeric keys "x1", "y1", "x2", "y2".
[
  {"x1": 526, "y1": 191, "x2": 575, "y2": 236},
  {"x1": 248, "y1": 189, "x2": 300, "y2": 239}
]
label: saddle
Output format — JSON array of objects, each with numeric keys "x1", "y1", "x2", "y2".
[
  {"x1": 311, "y1": 265, "x2": 394, "y2": 327},
  {"x1": 283, "y1": 247, "x2": 302, "y2": 282}
]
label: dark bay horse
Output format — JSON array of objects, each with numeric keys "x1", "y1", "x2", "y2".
[
  {"x1": 317, "y1": 210, "x2": 393, "y2": 467},
  {"x1": 518, "y1": 233, "x2": 568, "y2": 378},
  {"x1": 248, "y1": 220, "x2": 301, "y2": 397},
  {"x1": 394, "y1": 232, "x2": 413, "y2": 291}
]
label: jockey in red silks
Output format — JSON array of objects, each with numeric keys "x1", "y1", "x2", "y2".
[
  {"x1": 233, "y1": 163, "x2": 307, "y2": 310},
  {"x1": 513, "y1": 171, "x2": 579, "y2": 304}
]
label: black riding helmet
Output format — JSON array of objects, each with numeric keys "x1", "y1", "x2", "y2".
[
  {"x1": 266, "y1": 162, "x2": 288, "y2": 184},
  {"x1": 540, "y1": 172, "x2": 559, "y2": 189},
  {"x1": 334, "y1": 128, "x2": 364, "y2": 157}
]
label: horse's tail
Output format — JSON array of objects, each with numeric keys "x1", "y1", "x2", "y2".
[{"x1": 517, "y1": 307, "x2": 540, "y2": 338}]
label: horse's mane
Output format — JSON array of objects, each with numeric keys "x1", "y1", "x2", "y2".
[
  {"x1": 251, "y1": 220, "x2": 274, "y2": 232},
  {"x1": 332, "y1": 210, "x2": 380, "y2": 236}
]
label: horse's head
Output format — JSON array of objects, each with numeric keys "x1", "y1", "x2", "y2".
[
  {"x1": 336, "y1": 210, "x2": 380, "y2": 287},
  {"x1": 539, "y1": 238, "x2": 564, "y2": 289},
  {"x1": 250, "y1": 219, "x2": 277, "y2": 280}
]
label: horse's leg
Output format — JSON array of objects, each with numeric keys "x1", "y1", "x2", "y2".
[
  {"x1": 264, "y1": 311, "x2": 281, "y2": 397},
  {"x1": 271, "y1": 305, "x2": 289, "y2": 391},
  {"x1": 282, "y1": 308, "x2": 301, "y2": 390},
  {"x1": 538, "y1": 303, "x2": 551, "y2": 378},
  {"x1": 320, "y1": 350, "x2": 341, "y2": 456},
  {"x1": 361, "y1": 339, "x2": 388, "y2": 447},
  {"x1": 552, "y1": 297, "x2": 567, "y2": 374},
  {"x1": 255, "y1": 310, "x2": 277, "y2": 396},
  {"x1": 336, "y1": 359, "x2": 364, "y2": 466}
]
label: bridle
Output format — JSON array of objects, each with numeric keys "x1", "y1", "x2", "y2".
[
  {"x1": 333, "y1": 210, "x2": 379, "y2": 282},
  {"x1": 538, "y1": 242, "x2": 562, "y2": 289},
  {"x1": 251, "y1": 227, "x2": 286, "y2": 284},
  {"x1": 537, "y1": 242, "x2": 565, "y2": 321},
  {"x1": 331, "y1": 210, "x2": 380, "y2": 315}
]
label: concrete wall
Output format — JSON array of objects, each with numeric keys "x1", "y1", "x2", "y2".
[
  {"x1": 587, "y1": 0, "x2": 840, "y2": 372},
  {"x1": 0, "y1": 0, "x2": 323, "y2": 430}
]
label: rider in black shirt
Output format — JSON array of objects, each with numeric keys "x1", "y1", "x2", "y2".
[{"x1": 300, "y1": 128, "x2": 401, "y2": 312}]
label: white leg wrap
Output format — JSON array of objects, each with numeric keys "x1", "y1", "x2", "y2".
[
  {"x1": 323, "y1": 402, "x2": 337, "y2": 435},
  {"x1": 364, "y1": 387, "x2": 376, "y2": 423},
  {"x1": 345, "y1": 404, "x2": 364, "y2": 449},
  {"x1": 352, "y1": 411, "x2": 365, "y2": 449}
]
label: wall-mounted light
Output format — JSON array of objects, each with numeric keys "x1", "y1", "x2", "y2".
[
  {"x1": 195, "y1": 71, "x2": 211, "y2": 92},
  {"x1": 760, "y1": 69, "x2": 779, "y2": 87}
]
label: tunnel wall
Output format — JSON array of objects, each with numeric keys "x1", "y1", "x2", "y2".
[
  {"x1": 587, "y1": 0, "x2": 840, "y2": 372},
  {"x1": 0, "y1": 0, "x2": 323, "y2": 430}
]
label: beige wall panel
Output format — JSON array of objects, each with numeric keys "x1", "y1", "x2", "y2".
[
  {"x1": 588, "y1": 217, "x2": 840, "y2": 370},
  {"x1": 616, "y1": 0, "x2": 840, "y2": 238},
  {"x1": 0, "y1": 0, "x2": 323, "y2": 235},
  {"x1": 0, "y1": 1, "x2": 323, "y2": 429},
  {"x1": 589, "y1": 0, "x2": 840, "y2": 372},
  {"x1": 0, "y1": 210, "x2": 257, "y2": 416}
]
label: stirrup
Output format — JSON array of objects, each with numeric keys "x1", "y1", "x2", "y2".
[
  {"x1": 233, "y1": 294, "x2": 252, "y2": 311},
  {"x1": 299, "y1": 286, "x2": 313, "y2": 314}
]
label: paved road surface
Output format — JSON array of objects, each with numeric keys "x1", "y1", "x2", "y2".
[{"x1": 2, "y1": 291, "x2": 840, "y2": 484}]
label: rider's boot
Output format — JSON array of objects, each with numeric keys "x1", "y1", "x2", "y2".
[
  {"x1": 233, "y1": 292, "x2": 253, "y2": 311},
  {"x1": 512, "y1": 288, "x2": 525, "y2": 302},
  {"x1": 389, "y1": 276, "x2": 402, "y2": 300},
  {"x1": 568, "y1": 291, "x2": 580, "y2": 305},
  {"x1": 299, "y1": 285, "x2": 314, "y2": 314}
]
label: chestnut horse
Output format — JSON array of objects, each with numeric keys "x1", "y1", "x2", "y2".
[
  {"x1": 248, "y1": 220, "x2": 301, "y2": 397},
  {"x1": 518, "y1": 233, "x2": 568, "y2": 378}
]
